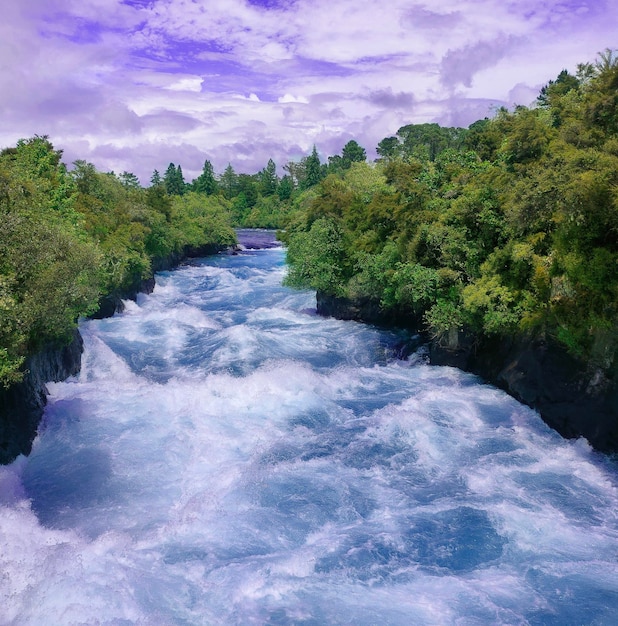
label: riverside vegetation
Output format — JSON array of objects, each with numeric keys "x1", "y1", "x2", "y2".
[
  {"x1": 1, "y1": 51, "x2": 617, "y2": 454},
  {"x1": 283, "y1": 52, "x2": 618, "y2": 396}
]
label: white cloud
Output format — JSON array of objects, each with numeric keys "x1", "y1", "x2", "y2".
[
  {"x1": 167, "y1": 77, "x2": 204, "y2": 92},
  {"x1": 278, "y1": 94, "x2": 309, "y2": 104},
  {"x1": 1, "y1": 0, "x2": 618, "y2": 183}
]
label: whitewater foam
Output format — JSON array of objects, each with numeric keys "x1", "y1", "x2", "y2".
[{"x1": 2, "y1": 244, "x2": 618, "y2": 625}]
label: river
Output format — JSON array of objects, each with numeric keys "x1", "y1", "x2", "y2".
[{"x1": 1, "y1": 230, "x2": 618, "y2": 625}]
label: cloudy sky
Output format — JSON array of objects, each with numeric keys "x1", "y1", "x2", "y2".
[{"x1": 1, "y1": 0, "x2": 617, "y2": 183}]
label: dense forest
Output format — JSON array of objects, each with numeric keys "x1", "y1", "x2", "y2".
[
  {"x1": 0, "y1": 142, "x2": 236, "y2": 387},
  {"x1": 1, "y1": 50, "x2": 617, "y2": 392},
  {"x1": 283, "y1": 51, "x2": 618, "y2": 382}
]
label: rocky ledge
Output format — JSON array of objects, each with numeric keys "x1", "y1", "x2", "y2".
[
  {"x1": 0, "y1": 329, "x2": 83, "y2": 464},
  {"x1": 0, "y1": 242, "x2": 231, "y2": 465},
  {"x1": 317, "y1": 291, "x2": 618, "y2": 454}
]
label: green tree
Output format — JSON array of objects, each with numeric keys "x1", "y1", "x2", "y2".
[
  {"x1": 119, "y1": 171, "x2": 141, "y2": 189},
  {"x1": 277, "y1": 174, "x2": 294, "y2": 201},
  {"x1": 376, "y1": 136, "x2": 401, "y2": 160},
  {"x1": 164, "y1": 163, "x2": 185, "y2": 196},
  {"x1": 193, "y1": 159, "x2": 218, "y2": 195},
  {"x1": 219, "y1": 164, "x2": 238, "y2": 199},
  {"x1": 397, "y1": 123, "x2": 466, "y2": 161},
  {"x1": 259, "y1": 158, "x2": 279, "y2": 196},
  {"x1": 237, "y1": 174, "x2": 258, "y2": 208},
  {"x1": 151, "y1": 169, "x2": 162, "y2": 187},
  {"x1": 284, "y1": 217, "x2": 348, "y2": 294},
  {"x1": 341, "y1": 140, "x2": 367, "y2": 167},
  {"x1": 0, "y1": 138, "x2": 101, "y2": 385},
  {"x1": 302, "y1": 145, "x2": 323, "y2": 190},
  {"x1": 537, "y1": 69, "x2": 580, "y2": 109}
]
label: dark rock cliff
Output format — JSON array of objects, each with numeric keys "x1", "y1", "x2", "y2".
[
  {"x1": 0, "y1": 242, "x2": 231, "y2": 465},
  {"x1": 317, "y1": 291, "x2": 618, "y2": 454},
  {"x1": 0, "y1": 329, "x2": 83, "y2": 464}
]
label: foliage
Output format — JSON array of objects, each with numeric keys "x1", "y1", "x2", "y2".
[
  {"x1": 164, "y1": 163, "x2": 186, "y2": 196},
  {"x1": 0, "y1": 139, "x2": 237, "y2": 387},
  {"x1": 192, "y1": 160, "x2": 218, "y2": 195},
  {"x1": 284, "y1": 51, "x2": 618, "y2": 371},
  {"x1": 0, "y1": 137, "x2": 101, "y2": 385},
  {"x1": 284, "y1": 218, "x2": 348, "y2": 295},
  {"x1": 169, "y1": 192, "x2": 236, "y2": 250}
]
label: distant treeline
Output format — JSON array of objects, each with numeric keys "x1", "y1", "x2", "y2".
[{"x1": 2, "y1": 50, "x2": 617, "y2": 387}]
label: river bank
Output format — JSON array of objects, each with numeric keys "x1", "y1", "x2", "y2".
[
  {"x1": 316, "y1": 291, "x2": 618, "y2": 454},
  {"x1": 0, "y1": 241, "x2": 233, "y2": 464}
]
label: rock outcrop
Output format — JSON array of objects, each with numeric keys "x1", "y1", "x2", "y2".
[
  {"x1": 0, "y1": 242, "x2": 231, "y2": 464},
  {"x1": 317, "y1": 291, "x2": 618, "y2": 453},
  {"x1": 0, "y1": 329, "x2": 83, "y2": 464}
]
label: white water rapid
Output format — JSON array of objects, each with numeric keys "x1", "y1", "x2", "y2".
[{"x1": 1, "y1": 231, "x2": 618, "y2": 625}]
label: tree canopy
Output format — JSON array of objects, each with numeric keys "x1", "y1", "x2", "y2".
[
  {"x1": 283, "y1": 51, "x2": 618, "y2": 375},
  {"x1": 4, "y1": 50, "x2": 618, "y2": 387}
]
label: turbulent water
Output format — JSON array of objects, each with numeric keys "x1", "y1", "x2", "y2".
[{"x1": 2, "y1": 230, "x2": 618, "y2": 625}]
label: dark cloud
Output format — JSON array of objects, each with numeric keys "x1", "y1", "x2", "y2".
[
  {"x1": 402, "y1": 5, "x2": 463, "y2": 30},
  {"x1": 367, "y1": 88, "x2": 415, "y2": 109},
  {"x1": 440, "y1": 36, "x2": 522, "y2": 88},
  {"x1": 140, "y1": 110, "x2": 201, "y2": 133}
]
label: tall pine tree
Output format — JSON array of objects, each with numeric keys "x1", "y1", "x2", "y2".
[
  {"x1": 164, "y1": 163, "x2": 185, "y2": 195},
  {"x1": 193, "y1": 159, "x2": 218, "y2": 195},
  {"x1": 302, "y1": 146, "x2": 322, "y2": 189}
]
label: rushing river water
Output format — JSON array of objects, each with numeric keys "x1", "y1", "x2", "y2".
[{"x1": 2, "y1": 230, "x2": 618, "y2": 625}]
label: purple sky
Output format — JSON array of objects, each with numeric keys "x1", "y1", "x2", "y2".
[{"x1": 1, "y1": 0, "x2": 616, "y2": 183}]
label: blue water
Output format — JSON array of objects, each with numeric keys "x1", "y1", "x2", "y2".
[{"x1": 1, "y1": 233, "x2": 618, "y2": 625}]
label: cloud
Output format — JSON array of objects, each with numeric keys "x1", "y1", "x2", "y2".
[
  {"x1": 367, "y1": 89, "x2": 415, "y2": 109},
  {"x1": 440, "y1": 36, "x2": 522, "y2": 89},
  {"x1": 278, "y1": 94, "x2": 309, "y2": 104},
  {"x1": 1, "y1": 0, "x2": 617, "y2": 183},
  {"x1": 167, "y1": 77, "x2": 204, "y2": 92},
  {"x1": 402, "y1": 5, "x2": 463, "y2": 29}
]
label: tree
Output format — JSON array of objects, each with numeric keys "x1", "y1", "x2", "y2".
[
  {"x1": 119, "y1": 171, "x2": 141, "y2": 189},
  {"x1": 397, "y1": 123, "x2": 465, "y2": 161},
  {"x1": 150, "y1": 169, "x2": 162, "y2": 187},
  {"x1": 537, "y1": 70, "x2": 580, "y2": 109},
  {"x1": 277, "y1": 174, "x2": 294, "y2": 201},
  {"x1": 376, "y1": 136, "x2": 401, "y2": 160},
  {"x1": 595, "y1": 48, "x2": 618, "y2": 73},
  {"x1": 464, "y1": 118, "x2": 503, "y2": 161},
  {"x1": 327, "y1": 154, "x2": 346, "y2": 175},
  {"x1": 259, "y1": 158, "x2": 278, "y2": 196},
  {"x1": 72, "y1": 160, "x2": 101, "y2": 195},
  {"x1": 498, "y1": 107, "x2": 553, "y2": 168},
  {"x1": 302, "y1": 145, "x2": 322, "y2": 189},
  {"x1": 177, "y1": 166, "x2": 186, "y2": 195},
  {"x1": 193, "y1": 159, "x2": 218, "y2": 195},
  {"x1": 283, "y1": 160, "x2": 303, "y2": 188},
  {"x1": 219, "y1": 164, "x2": 238, "y2": 198},
  {"x1": 341, "y1": 140, "x2": 366, "y2": 167},
  {"x1": 164, "y1": 163, "x2": 185, "y2": 196},
  {"x1": 284, "y1": 217, "x2": 347, "y2": 294},
  {"x1": 237, "y1": 174, "x2": 258, "y2": 207}
]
